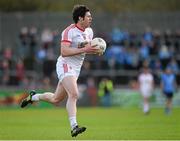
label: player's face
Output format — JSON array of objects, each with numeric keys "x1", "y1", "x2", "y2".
[{"x1": 82, "y1": 12, "x2": 92, "y2": 28}]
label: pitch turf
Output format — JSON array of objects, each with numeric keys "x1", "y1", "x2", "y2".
[{"x1": 0, "y1": 107, "x2": 180, "y2": 140}]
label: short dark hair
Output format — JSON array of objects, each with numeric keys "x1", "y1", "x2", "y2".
[{"x1": 72, "y1": 5, "x2": 90, "y2": 23}]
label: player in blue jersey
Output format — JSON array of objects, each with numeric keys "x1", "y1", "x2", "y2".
[{"x1": 161, "y1": 67, "x2": 177, "y2": 114}]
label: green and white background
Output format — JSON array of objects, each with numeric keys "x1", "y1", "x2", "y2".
[{"x1": 0, "y1": 89, "x2": 180, "y2": 140}]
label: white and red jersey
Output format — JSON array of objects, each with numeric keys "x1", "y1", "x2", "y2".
[
  {"x1": 58, "y1": 24, "x2": 93, "y2": 70},
  {"x1": 138, "y1": 73, "x2": 154, "y2": 93}
]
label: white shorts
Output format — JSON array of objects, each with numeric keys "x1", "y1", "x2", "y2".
[
  {"x1": 56, "y1": 59, "x2": 80, "y2": 82},
  {"x1": 140, "y1": 89, "x2": 152, "y2": 98}
]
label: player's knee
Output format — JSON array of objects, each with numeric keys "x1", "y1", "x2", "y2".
[{"x1": 69, "y1": 92, "x2": 78, "y2": 100}]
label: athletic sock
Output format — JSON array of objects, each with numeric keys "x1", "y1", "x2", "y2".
[
  {"x1": 31, "y1": 94, "x2": 40, "y2": 101},
  {"x1": 69, "y1": 116, "x2": 78, "y2": 130},
  {"x1": 143, "y1": 103, "x2": 149, "y2": 113}
]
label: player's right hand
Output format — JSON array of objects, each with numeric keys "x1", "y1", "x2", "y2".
[{"x1": 82, "y1": 43, "x2": 99, "y2": 54}]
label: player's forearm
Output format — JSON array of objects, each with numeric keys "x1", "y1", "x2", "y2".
[{"x1": 61, "y1": 46, "x2": 85, "y2": 57}]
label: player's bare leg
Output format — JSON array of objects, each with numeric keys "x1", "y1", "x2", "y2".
[
  {"x1": 143, "y1": 97, "x2": 150, "y2": 114},
  {"x1": 37, "y1": 81, "x2": 67, "y2": 104},
  {"x1": 20, "y1": 81, "x2": 67, "y2": 107},
  {"x1": 165, "y1": 97, "x2": 172, "y2": 114},
  {"x1": 61, "y1": 76, "x2": 86, "y2": 137}
]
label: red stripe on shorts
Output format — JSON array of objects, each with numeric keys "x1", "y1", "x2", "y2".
[{"x1": 63, "y1": 64, "x2": 68, "y2": 73}]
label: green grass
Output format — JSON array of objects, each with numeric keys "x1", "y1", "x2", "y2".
[{"x1": 0, "y1": 107, "x2": 180, "y2": 140}]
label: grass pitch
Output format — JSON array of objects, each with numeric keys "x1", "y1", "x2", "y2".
[{"x1": 0, "y1": 107, "x2": 180, "y2": 140}]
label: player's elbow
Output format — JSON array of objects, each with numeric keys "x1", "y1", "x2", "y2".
[
  {"x1": 61, "y1": 53, "x2": 68, "y2": 57},
  {"x1": 61, "y1": 49, "x2": 69, "y2": 57}
]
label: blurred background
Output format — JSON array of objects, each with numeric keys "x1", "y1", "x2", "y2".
[{"x1": 0, "y1": 0, "x2": 180, "y2": 108}]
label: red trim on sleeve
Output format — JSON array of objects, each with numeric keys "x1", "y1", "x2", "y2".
[{"x1": 61, "y1": 40, "x2": 72, "y2": 43}]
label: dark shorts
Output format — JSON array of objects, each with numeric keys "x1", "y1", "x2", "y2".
[{"x1": 163, "y1": 92, "x2": 174, "y2": 99}]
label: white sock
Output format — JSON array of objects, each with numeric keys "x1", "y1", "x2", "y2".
[
  {"x1": 143, "y1": 103, "x2": 149, "y2": 113},
  {"x1": 69, "y1": 116, "x2": 78, "y2": 130},
  {"x1": 31, "y1": 94, "x2": 41, "y2": 101}
]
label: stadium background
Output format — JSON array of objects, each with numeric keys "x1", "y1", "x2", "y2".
[
  {"x1": 0, "y1": 0, "x2": 180, "y2": 107},
  {"x1": 0, "y1": 0, "x2": 180, "y2": 140}
]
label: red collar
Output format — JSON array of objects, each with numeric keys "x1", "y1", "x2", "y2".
[{"x1": 75, "y1": 24, "x2": 85, "y2": 32}]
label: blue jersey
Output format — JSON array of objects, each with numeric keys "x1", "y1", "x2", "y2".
[{"x1": 161, "y1": 73, "x2": 176, "y2": 93}]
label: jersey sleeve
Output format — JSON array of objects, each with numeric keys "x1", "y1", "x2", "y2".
[{"x1": 61, "y1": 28, "x2": 73, "y2": 43}]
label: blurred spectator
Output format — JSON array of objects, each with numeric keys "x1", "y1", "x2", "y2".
[
  {"x1": 42, "y1": 58, "x2": 55, "y2": 79},
  {"x1": 110, "y1": 27, "x2": 125, "y2": 44},
  {"x1": 159, "y1": 44, "x2": 171, "y2": 69},
  {"x1": 1, "y1": 59, "x2": 10, "y2": 85},
  {"x1": 98, "y1": 78, "x2": 114, "y2": 107},
  {"x1": 3, "y1": 47, "x2": 12, "y2": 61},
  {"x1": 36, "y1": 46, "x2": 46, "y2": 62},
  {"x1": 139, "y1": 40, "x2": 150, "y2": 60},
  {"x1": 143, "y1": 26, "x2": 153, "y2": 43},
  {"x1": 152, "y1": 59, "x2": 162, "y2": 73},
  {"x1": 29, "y1": 26, "x2": 38, "y2": 57},
  {"x1": 150, "y1": 29, "x2": 161, "y2": 55},
  {"x1": 41, "y1": 27, "x2": 53, "y2": 50},
  {"x1": 52, "y1": 30, "x2": 61, "y2": 55},
  {"x1": 16, "y1": 59, "x2": 25, "y2": 85},
  {"x1": 3, "y1": 47, "x2": 13, "y2": 69},
  {"x1": 1, "y1": 24, "x2": 180, "y2": 90},
  {"x1": 18, "y1": 26, "x2": 29, "y2": 58},
  {"x1": 105, "y1": 44, "x2": 124, "y2": 69},
  {"x1": 174, "y1": 29, "x2": 180, "y2": 53},
  {"x1": 19, "y1": 26, "x2": 29, "y2": 46},
  {"x1": 86, "y1": 77, "x2": 98, "y2": 106},
  {"x1": 124, "y1": 46, "x2": 139, "y2": 70},
  {"x1": 167, "y1": 58, "x2": 179, "y2": 74}
]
